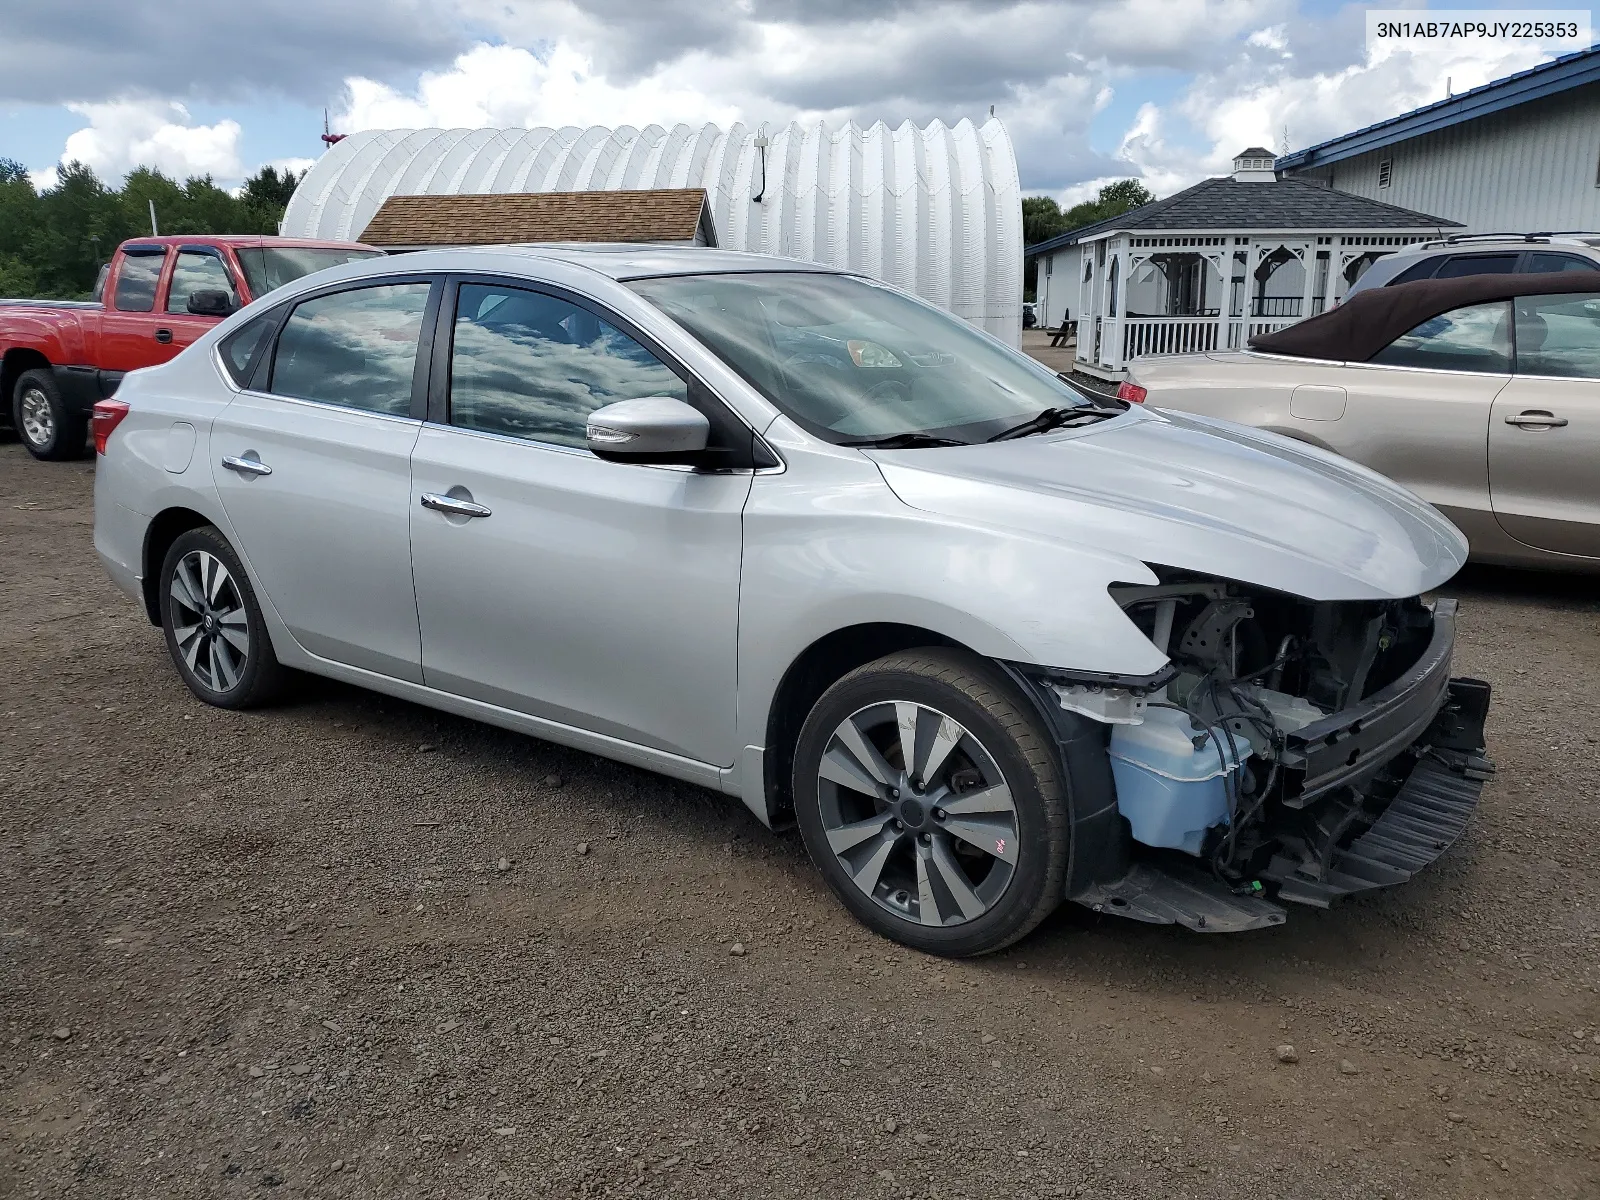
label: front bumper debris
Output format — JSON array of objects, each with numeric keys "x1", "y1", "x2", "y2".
[{"x1": 1070, "y1": 598, "x2": 1493, "y2": 930}]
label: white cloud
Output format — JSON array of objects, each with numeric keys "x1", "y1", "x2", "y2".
[
  {"x1": 52, "y1": 99, "x2": 244, "y2": 182},
  {"x1": 337, "y1": 42, "x2": 740, "y2": 132}
]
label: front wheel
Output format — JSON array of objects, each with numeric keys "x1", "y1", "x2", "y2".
[
  {"x1": 13, "y1": 369, "x2": 88, "y2": 461},
  {"x1": 158, "y1": 527, "x2": 286, "y2": 708},
  {"x1": 793, "y1": 649, "x2": 1069, "y2": 957}
]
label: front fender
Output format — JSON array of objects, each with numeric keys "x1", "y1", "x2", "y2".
[{"x1": 733, "y1": 442, "x2": 1167, "y2": 761}]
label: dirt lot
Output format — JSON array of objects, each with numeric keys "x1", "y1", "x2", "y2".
[{"x1": 2, "y1": 442, "x2": 1598, "y2": 1200}]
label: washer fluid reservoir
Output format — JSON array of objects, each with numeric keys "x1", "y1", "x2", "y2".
[{"x1": 1108, "y1": 707, "x2": 1244, "y2": 856}]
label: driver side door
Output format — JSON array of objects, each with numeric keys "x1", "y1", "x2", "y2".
[{"x1": 407, "y1": 277, "x2": 751, "y2": 766}]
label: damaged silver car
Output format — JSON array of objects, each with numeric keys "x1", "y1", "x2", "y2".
[{"x1": 92, "y1": 246, "x2": 1493, "y2": 957}]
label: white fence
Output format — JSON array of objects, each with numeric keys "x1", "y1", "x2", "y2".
[{"x1": 1116, "y1": 315, "x2": 1299, "y2": 364}]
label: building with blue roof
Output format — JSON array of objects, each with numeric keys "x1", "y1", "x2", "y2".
[{"x1": 1278, "y1": 47, "x2": 1600, "y2": 234}]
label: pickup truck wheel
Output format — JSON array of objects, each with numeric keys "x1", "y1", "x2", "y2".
[
  {"x1": 158, "y1": 527, "x2": 287, "y2": 709},
  {"x1": 793, "y1": 649, "x2": 1069, "y2": 957},
  {"x1": 13, "y1": 369, "x2": 87, "y2": 461}
]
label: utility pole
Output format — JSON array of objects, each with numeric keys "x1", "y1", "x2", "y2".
[{"x1": 148, "y1": 199, "x2": 159, "y2": 236}]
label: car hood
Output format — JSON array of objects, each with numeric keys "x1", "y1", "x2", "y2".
[{"x1": 866, "y1": 407, "x2": 1468, "y2": 601}]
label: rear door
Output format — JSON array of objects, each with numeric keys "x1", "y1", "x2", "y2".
[
  {"x1": 98, "y1": 245, "x2": 172, "y2": 376},
  {"x1": 1487, "y1": 292, "x2": 1600, "y2": 558},
  {"x1": 210, "y1": 276, "x2": 440, "y2": 682}
]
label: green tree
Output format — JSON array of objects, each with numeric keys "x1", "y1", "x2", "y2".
[
  {"x1": 1023, "y1": 195, "x2": 1069, "y2": 247},
  {"x1": 242, "y1": 165, "x2": 302, "y2": 210},
  {"x1": 0, "y1": 159, "x2": 304, "y2": 298},
  {"x1": 1023, "y1": 179, "x2": 1155, "y2": 301}
]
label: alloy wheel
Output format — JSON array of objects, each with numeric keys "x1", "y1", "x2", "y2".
[
  {"x1": 169, "y1": 549, "x2": 251, "y2": 692},
  {"x1": 19, "y1": 386, "x2": 54, "y2": 448},
  {"x1": 816, "y1": 701, "x2": 1019, "y2": 927}
]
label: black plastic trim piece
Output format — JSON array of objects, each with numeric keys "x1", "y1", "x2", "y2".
[
  {"x1": 1290, "y1": 598, "x2": 1459, "y2": 802},
  {"x1": 998, "y1": 662, "x2": 1129, "y2": 897}
]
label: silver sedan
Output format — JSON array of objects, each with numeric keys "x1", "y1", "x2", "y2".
[{"x1": 92, "y1": 246, "x2": 1487, "y2": 955}]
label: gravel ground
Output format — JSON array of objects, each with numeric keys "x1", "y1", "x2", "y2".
[{"x1": 2, "y1": 441, "x2": 1597, "y2": 1200}]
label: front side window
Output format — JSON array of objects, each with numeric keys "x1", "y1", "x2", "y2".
[
  {"x1": 1525, "y1": 252, "x2": 1600, "y2": 275},
  {"x1": 113, "y1": 249, "x2": 166, "y2": 312},
  {"x1": 1368, "y1": 301, "x2": 1511, "y2": 373},
  {"x1": 448, "y1": 283, "x2": 687, "y2": 449},
  {"x1": 268, "y1": 282, "x2": 431, "y2": 416},
  {"x1": 235, "y1": 246, "x2": 385, "y2": 298},
  {"x1": 1514, "y1": 292, "x2": 1600, "y2": 379},
  {"x1": 167, "y1": 251, "x2": 237, "y2": 313},
  {"x1": 631, "y1": 271, "x2": 1101, "y2": 443}
]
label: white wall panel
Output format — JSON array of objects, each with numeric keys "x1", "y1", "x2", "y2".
[
  {"x1": 280, "y1": 119, "x2": 1023, "y2": 344},
  {"x1": 1292, "y1": 87, "x2": 1600, "y2": 235}
]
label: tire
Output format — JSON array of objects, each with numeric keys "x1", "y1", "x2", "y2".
[
  {"x1": 793, "y1": 649, "x2": 1069, "y2": 957},
  {"x1": 13, "y1": 368, "x2": 88, "y2": 461},
  {"x1": 158, "y1": 526, "x2": 287, "y2": 709}
]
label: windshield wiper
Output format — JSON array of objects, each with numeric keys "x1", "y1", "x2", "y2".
[
  {"x1": 840, "y1": 432, "x2": 971, "y2": 449},
  {"x1": 985, "y1": 403, "x2": 1122, "y2": 442}
]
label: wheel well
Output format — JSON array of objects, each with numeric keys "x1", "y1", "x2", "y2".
[
  {"x1": 763, "y1": 623, "x2": 961, "y2": 822},
  {"x1": 141, "y1": 508, "x2": 214, "y2": 625},
  {"x1": 1, "y1": 348, "x2": 51, "y2": 415}
]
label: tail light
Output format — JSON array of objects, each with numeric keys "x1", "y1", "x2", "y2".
[
  {"x1": 92, "y1": 399, "x2": 130, "y2": 454},
  {"x1": 1116, "y1": 382, "x2": 1148, "y2": 404}
]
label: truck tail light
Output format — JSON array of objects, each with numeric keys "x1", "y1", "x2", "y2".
[
  {"x1": 92, "y1": 399, "x2": 130, "y2": 454},
  {"x1": 1116, "y1": 382, "x2": 1148, "y2": 404}
]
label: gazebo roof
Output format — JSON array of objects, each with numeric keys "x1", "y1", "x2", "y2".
[{"x1": 1025, "y1": 177, "x2": 1461, "y2": 258}]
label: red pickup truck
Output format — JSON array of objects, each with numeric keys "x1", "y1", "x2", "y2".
[{"x1": 2, "y1": 235, "x2": 382, "y2": 460}]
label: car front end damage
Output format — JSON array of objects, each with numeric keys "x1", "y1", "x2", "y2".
[{"x1": 1022, "y1": 570, "x2": 1493, "y2": 932}]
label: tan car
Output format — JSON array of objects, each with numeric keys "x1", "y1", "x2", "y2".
[{"x1": 1126, "y1": 272, "x2": 1600, "y2": 570}]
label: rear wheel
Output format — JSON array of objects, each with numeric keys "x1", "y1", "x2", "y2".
[
  {"x1": 793, "y1": 649, "x2": 1069, "y2": 957},
  {"x1": 13, "y1": 369, "x2": 87, "y2": 461},
  {"x1": 158, "y1": 527, "x2": 286, "y2": 708}
]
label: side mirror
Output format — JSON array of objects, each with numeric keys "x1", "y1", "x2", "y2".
[
  {"x1": 187, "y1": 289, "x2": 235, "y2": 317},
  {"x1": 586, "y1": 397, "x2": 710, "y2": 465}
]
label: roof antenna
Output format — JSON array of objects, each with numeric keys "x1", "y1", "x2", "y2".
[{"x1": 321, "y1": 108, "x2": 346, "y2": 147}]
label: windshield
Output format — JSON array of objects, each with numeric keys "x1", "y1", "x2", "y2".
[
  {"x1": 629, "y1": 272, "x2": 1101, "y2": 444},
  {"x1": 234, "y1": 246, "x2": 385, "y2": 299}
]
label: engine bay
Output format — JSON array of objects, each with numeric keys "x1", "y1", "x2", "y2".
[{"x1": 1048, "y1": 569, "x2": 1492, "y2": 918}]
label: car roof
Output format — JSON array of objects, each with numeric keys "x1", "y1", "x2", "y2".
[
  {"x1": 120, "y1": 234, "x2": 378, "y2": 250},
  {"x1": 335, "y1": 243, "x2": 845, "y2": 283}
]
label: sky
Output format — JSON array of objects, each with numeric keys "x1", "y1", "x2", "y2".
[{"x1": 0, "y1": 1, "x2": 1575, "y2": 204}]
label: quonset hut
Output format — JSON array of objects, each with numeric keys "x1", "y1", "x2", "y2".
[{"x1": 279, "y1": 120, "x2": 1024, "y2": 344}]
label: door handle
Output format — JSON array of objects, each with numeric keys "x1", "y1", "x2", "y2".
[
  {"x1": 1504, "y1": 410, "x2": 1568, "y2": 429},
  {"x1": 155, "y1": 328, "x2": 173, "y2": 344},
  {"x1": 221, "y1": 454, "x2": 273, "y2": 477},
  {"x1": 420, "y1": 492, "x2": 492, "y2": 519}
]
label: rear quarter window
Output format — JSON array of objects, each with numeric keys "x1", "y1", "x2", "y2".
[{"x1": 218, "y1": 312, "x2": 279, "y2": 388}]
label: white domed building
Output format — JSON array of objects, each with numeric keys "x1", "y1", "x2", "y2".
[{"x1": 279, "y1": 120, "x2": 1024, "y2": 345}]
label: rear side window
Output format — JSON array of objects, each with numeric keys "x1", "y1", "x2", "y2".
[
  {"x1": 167, "y1": 251, "x2": 238, "y2": 313},
  {"x1": 1525, "y1": 252, "x2": 1599, "y2": 274},
  {"x1": 1514, "y1": 292, "x2": 1600, "y2": 379},
  {"x1": 1433, "y1": 253, "x2": 1519, "y2": 280},
  {"x1": 268, "y1": 282, "x2": 432, "y2": 416},
  {"x1": 114, "y1": 248, "x2": 166, "y2": 312},
  {"x1": 218, "y1": 312, "x2": 278, "y2": 388},
  {"x1": 1369, "y1": 301, "x2": 1512, "y2": 373}
]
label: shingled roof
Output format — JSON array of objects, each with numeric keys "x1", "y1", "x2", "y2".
[
  {"x1": 359, "y1": 189, "x2": 717, "y2": 250},
  {"x1": 1025, "y1": 176, "x2": 1461, "y2": 258}
]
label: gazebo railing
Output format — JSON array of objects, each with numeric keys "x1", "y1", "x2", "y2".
[
  {"x1": 1227, "y1": 317, "x2": 1297, "y2": 348},
  {"x1": 1122, "y1": 316, "x2": 1220, "y2": 360},
  {"x1": 1251, "y1": 296, "x2": 1303, "y2": 317}
]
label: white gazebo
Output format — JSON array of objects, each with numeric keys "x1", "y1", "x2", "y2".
[{"x1": 1027, "y1": 148, "x2": 1462, "y2": 378}]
